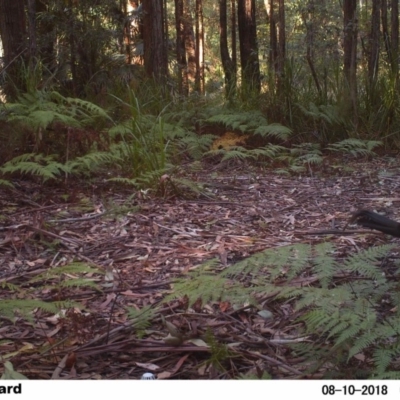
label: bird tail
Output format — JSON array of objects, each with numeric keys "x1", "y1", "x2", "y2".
[{"x1": 350, "y1": 210, "x2": 400, "y2": 237}]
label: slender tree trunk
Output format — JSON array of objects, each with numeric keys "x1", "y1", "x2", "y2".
[
  {"x1": 302, "y1": 0, "x2": 321, "y2": 96},
  {"x1": 231, "y1": 0, "x2": 237, "y2": 81},
  {"x1": 343, "y1": 0, "x2": 358, "y2": 124},
  {"x1": 391, "y1": 0, "x2": 399, "y2": 77},
  {"x1": 195, "y1": 0, "x2": 204, "y2": 94},
  {"x1": 381, "y1": 0, "x2": 391, "y2": 65},
  {"x1": 67, "y1": 0, "x2": 77, "y2": 95},
  {"x1": 175, "y1": 0, "x2": 188, "y2": 95},
  {"x1": 277, "y1": 0, "x2": 286, "y2": 94},
  {"x1": 266, "y1": 0, "x2": 278, "y2": 75},
  {"x1": 220, "y1": 0, "x2": 236, "y2": 98},
  {"x1": 122, "y1": 0, "x2": 132, "y2": 64},
  {"x1": 183, "y1": 0, "x2": 196, "y2": 86},
  {"x1": 368, "y1": 0, "x2": 380, "y2": 88},
  {"x1": 237, "y1": 0, "x2": 260, "y2": 94}
]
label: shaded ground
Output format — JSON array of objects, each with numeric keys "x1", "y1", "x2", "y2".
[{"x1": 1, "y1": 156, "x2": 400, "y2": 379}]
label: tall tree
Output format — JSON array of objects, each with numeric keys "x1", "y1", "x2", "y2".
[
  {"x1": 237, "y1": 0, "x2": 260, "y2": 94},
  {"x1": 195, "y1": 0, "x2": 205, "y2": 94},
  {"x1": 0, "y1": 0, "x2": 27, "y2": 100},
  {"x1": 267, "y1": 0, "x2": 278, "y2": 75},
  {"x1": 390, "y1": 0, "x2": 399, "y2": 77},
  {"x1": 230, "y1": 0, "x2": 237, "y2": 80},
  {"x1": 219, "y1": 0, "x2": 236, "y2": 98},
  {"x1": 183, "y1": 0, "x2": 196, "y2": 85},
  {"x1": 175, "y1": 0, "x2": 188, "y2": 95},
  {"x1": 143, "y1": 0, "x2": 168, "y2": 84},
  {"x1": 368, "y1": 0, "x2": 380, "y2": 88},
  {"x1": 343, "y1": 0, "x2": 358, "y2": 123},
  {"x1": 302, "y1": 0, "x2": 321, "y2": 96},
  {"x1": 277, "y1": 0, "x2": 286, "y2": 93}
]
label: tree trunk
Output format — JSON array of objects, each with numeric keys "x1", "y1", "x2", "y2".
[
  {"x1": 237, "y1": 0, "x2": 260, "y2": 94},
  {"x1": 219, "y1": 0, "x2": 236, "y2": 98},
  {"x1": 343, "y1": 0, "x2": 358, "y2": 124},
  {"x1": 175, "y1": 0, "x2": 188, "y2": 95},
  {"x1": 368, "y1": 0, "x2": 380, "y2": 88},
  {"x1": 195, "y1": 0, "x2": 204, "y2": 94},
  {"x1": 231, "y1": 0, "x2": 237, "y2": 79},
  {"x1": 391, "y1": 0, "x2": 399, "y2": 77},
  {"x1": 302, "y1": 0, "x2": 321, "y2": 96},
  {"x1": 0, "y1": 0, "x2": 27, "y2": 99},
  {"x1": 143, "y1": 0, "x2": 168, "y2": 84},
  {"x1": 277, "y1": 0, "x2": 286, "y2": 93},
  {"x1": 183, "y1": 0, "x2": 196, "y2": 86},
  {"x1": 267, "y1": 0, "x2": 278, "y2": 74},
  {"x1": 122, "y1": 0, "x2": 132, "y2": 64}
]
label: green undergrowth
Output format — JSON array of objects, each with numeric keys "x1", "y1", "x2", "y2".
[
  {"x1": 0, "y1": 262, "x2": 102, "y2": 323},
  {"x1": 0, "y1": 89, "x2": 384, "y2": 192},
  {"x1": 168, "y1": 242, "x2": 400, "y2": 378}
]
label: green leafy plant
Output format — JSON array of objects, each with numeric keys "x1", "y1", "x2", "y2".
[
  {"x1": 327, "y1": 138, "x2": 382, "y2": 157},
  {"x1": 206, "y1": 110, "x2": 292, "y2": 140},
  {"x1": 0, "y1": 262, "x2": 102, "y2": 323},
  {"x1": 169, "y1": 242, "x2": 400, "y2": 378}
]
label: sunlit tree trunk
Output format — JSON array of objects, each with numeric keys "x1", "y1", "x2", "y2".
[
  {"x1": 184, "y1": 0, "x2": 196, "y2": 86},
  {"x1": 195, "y1": 0, "x2": 204, "y2": 94},
  {"x1": 122, "y1": 0, "x2": 132, "y2": 64}
]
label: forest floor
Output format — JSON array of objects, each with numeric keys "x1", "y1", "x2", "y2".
[{"x1": 1, "y1": 155, "x2": 400, "y2": 379}]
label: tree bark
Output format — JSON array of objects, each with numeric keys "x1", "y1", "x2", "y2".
[
  {"x1": 237, "y1": 0, "x2": 260, "y2": 94},
  {"x1": 219, "y1": 0, "x2": 236, "y2": 98},
  {"x1": 343, "y1": 0, "x2": 358, "y2": 124},
  {"x1": 277, "y1": 0, "x2": 286, "y2": 94},
  {"x1": 183, "y1": 0, "x2": 196, "y2": 86},
  {"x1": 175, "y1": 0, "x2": 188, "y2": 95},
  {"x1": 368, "y1": 0, "x2": 380, "y2": 87},
  {"x1": 143, "y1": 0, "x2": 168, "y2": 84},
  {"x1": 302, "y1": 0, "x2": 321, "y2": 96},
  {"x1": 195, "y1": 0, "x2": 204, "y2": 94},
  {"x1": 390, "y1": 0, "x2": 399, "y2": 77},
  {"x1": 0, "y1": 0, "x2": 27, "y2": 99}
]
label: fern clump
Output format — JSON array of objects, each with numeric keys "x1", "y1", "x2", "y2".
[
  {"x1": 0, "y1": 262, "x2": 103, "y2": 323},
  {"x1": 170, "y1": 242, "x2": 400, "y2": 378}
]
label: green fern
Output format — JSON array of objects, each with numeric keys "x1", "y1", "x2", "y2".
[
  {"x1": 206, "y1": 110, "x2": 292, "y2": 140},
  {"x1": 126, "y1": 305, "x2": 156, "y2": 331},
  {"x1": 297, "y1": 102, "x2": 344, "y2": 126},
  {"x1": 0, "y1": 299, "x2": 79, "y2": 323},
  {"x1": 0, "y1": 154, "x2": 72, "y2": 181},
  {"x1": 327, "y1": 138, "x2": 382, "y2": 157},
  {"x1": 169, "y1": 242, "x2": 400, "y2": 377}
]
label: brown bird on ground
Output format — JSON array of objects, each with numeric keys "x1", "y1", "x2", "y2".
[{"x1": 350, "y1": 210, "x2": 400, "y2": 237}]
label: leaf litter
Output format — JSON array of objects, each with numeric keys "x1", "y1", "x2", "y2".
[{"x1": 0, "y1": 157, "x2": 399, "y2": 379}]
